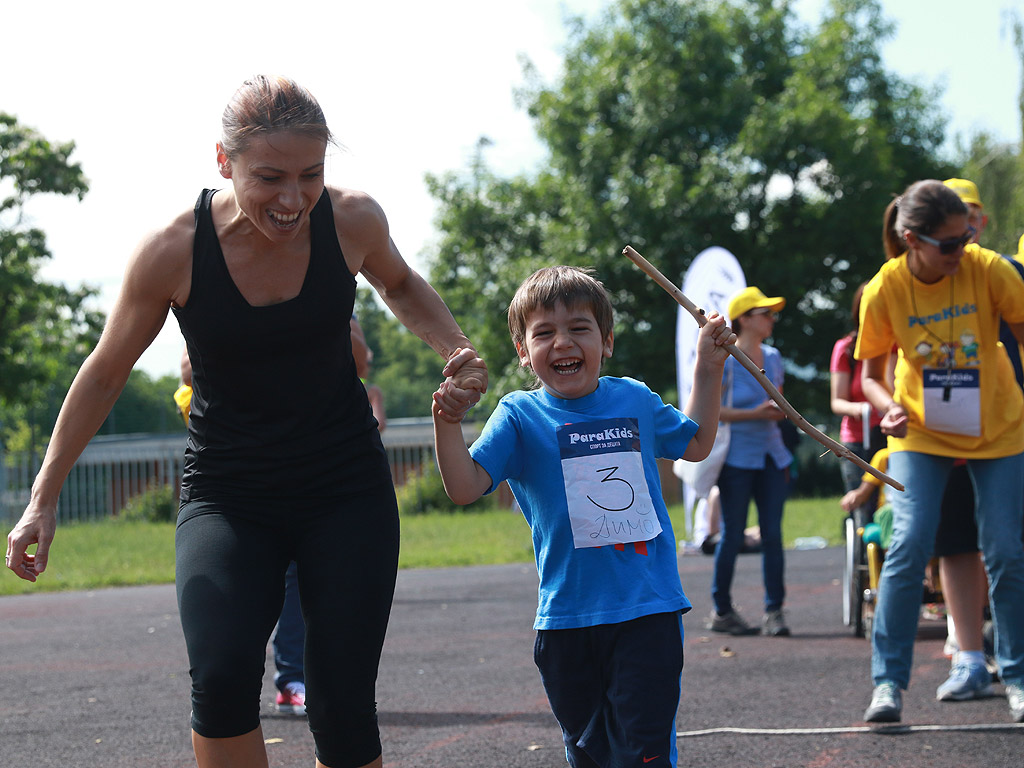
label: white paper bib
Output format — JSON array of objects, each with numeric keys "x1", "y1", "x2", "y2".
[
  {"x1": 557, "y1": 418, "x2": 661, "y2": 549},
  {"x1": 922, "y1": 368, "x2": 981, "y2": 437}
]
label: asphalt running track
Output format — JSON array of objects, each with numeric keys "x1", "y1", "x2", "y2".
[{"x1": 2, "y1": 546, "x2": 1022, "y2": 767}]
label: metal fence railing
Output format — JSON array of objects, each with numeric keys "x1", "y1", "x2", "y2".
[{"x1": 1, "y1": 418, "x2": 482, "y2": 526}]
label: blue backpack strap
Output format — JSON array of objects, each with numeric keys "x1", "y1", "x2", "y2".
[{"x1": 999, "y1": 254, "x2": 1024, "y2": 388}]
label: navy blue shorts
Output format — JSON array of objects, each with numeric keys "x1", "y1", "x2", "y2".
[
  {"x1": 534, "y1": 611, "x2": 684, "y2": 768},
  {"x1": 934, "y1": 463, "x2": 979, "y2": 558}
]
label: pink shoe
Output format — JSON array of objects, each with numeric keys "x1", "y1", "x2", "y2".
[{"x1": 275, "y1": 682, "x2": 306, "y2": 715}]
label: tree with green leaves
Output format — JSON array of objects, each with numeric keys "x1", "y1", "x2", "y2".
[
  {"x1": 426, "y1": 0, "x2": 953, "y2": 421},
  {"x1": 97, "y1": 370, "x2": 184, "y2": 435},
  {"x1": 955, "y1": 132, "x2": 1023, "y2": 255},
  {"x1": 1, "y1": 114, "x2": 104, "y2": 451},
  {"x1": 353, "y1": 286, "x2": 445, "y2": 418},
  {"x1": 951, "y1": 13, "x2": 1024, "y2": 256}
]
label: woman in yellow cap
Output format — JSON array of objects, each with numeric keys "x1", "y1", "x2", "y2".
[{"x1": 705, "y1": 286, "x2": 793, "y2": 638}]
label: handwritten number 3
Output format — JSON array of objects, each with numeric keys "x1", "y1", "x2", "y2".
[{"x1": 587, "y1": 466, "x2": 635, "y2": 512}]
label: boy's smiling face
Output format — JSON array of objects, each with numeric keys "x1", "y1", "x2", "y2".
[{"x1": 515, "y1": 301, "x2": 613, "y2": 399}]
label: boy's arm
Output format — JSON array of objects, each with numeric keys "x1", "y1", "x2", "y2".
[
  {"x1": 681, "y1": 312, "x2": 735, "y2": 461},
  {"x1": 432, "y1": 400, "x2": 494, "y2": 506}
]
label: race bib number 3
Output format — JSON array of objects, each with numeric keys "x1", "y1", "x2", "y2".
[{"x1": 557, "y1": 418, "x2": 661, "y2": 549}]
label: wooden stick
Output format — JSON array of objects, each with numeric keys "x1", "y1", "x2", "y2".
[{"x1": 623, "y1": 245, "x2": 903, "y2": 492}]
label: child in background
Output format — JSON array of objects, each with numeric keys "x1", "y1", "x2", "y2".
[
  {"x1": 840, "y1": 449, "x2": 890, "y2": 516},
  {"x1": 432, "y1": 265, "x2": 735, "y2": 767}
]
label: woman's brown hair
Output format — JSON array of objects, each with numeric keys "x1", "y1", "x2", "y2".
[
  {"x1": 220, "y1": 75, "x2": 332, "y2": 159},
  {"x1": 882, "y1": 180, "x2": 967, "y2": 260}
]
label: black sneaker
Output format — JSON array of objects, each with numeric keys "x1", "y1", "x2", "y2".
[
  {"x1": 762, "y1": 609, "x2": 791, "y2": 637},
  {"x1": 706, "y1": 609, "x2": 759, "y2": 636}
]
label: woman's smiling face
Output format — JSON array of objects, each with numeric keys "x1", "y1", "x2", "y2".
[{"x1": 218, "y1": 131, "x2": 327, "y2": 242}]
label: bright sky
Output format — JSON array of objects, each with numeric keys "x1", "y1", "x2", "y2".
[{"x1": 4, "y1": 0, "x2": 1021, "y2": 380}]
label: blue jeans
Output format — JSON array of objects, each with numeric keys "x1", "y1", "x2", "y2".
[
  {"x1": 712, "y1": 458, "x2": 788, "y2": 616},
  {"x1": 272, "y1": 561, "x2": 305, "y2": 690},
  {"x1": 872, "y1": 450, "x2": 1024, "y2": 689}
]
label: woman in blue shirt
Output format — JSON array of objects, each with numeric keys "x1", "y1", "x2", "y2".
[{"x1": 707, "y1": 287, "x2": 793, "y2": 637}]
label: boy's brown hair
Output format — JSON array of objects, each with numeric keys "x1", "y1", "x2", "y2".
[{"x1": 507, "y1": 266, "x2": 615, "y2": 347}]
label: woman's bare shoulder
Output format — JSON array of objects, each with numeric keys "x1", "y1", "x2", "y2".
[
  {"x1": 126, "y1": 205, "x2": 196, "y2": 306},
  {"x1": 325, "y1": 185, "x2": 392, "y2": 270},
  {"x1": 326, "y1": 184, "x2": 385, "y2": 221}
]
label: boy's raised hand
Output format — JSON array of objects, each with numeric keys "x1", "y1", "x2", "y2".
[{"x1": 696, "y1": 312, "x2": 736, "y2": 365}]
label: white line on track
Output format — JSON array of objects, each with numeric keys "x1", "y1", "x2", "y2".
[{"x1": 677, "y1": 723, "x2": 1024, "y2": 737}]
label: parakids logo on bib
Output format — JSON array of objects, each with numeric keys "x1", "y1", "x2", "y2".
[{"x1": 560, "y1": 422, "x2": 639, "y2": 455}]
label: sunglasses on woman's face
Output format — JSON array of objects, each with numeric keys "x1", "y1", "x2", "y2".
[{"x1": 915, "y1": 226, "x2": 976, "y2": 254}]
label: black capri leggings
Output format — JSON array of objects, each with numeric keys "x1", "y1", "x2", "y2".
[{"x1": 175, "y1": 484, "x2": 400, "y2": 768}]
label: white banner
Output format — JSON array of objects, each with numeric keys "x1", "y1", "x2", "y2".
[
  {"x1": 675, "y1": 246, "x2": 746, "y2": 414},
  {"x1": 674, "y1": 247, "x2": 745, "y2": 546}
]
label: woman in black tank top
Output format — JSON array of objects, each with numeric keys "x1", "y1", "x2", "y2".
[{"x1": 5, "y1": 76, "x2": 487, "y2": 768}]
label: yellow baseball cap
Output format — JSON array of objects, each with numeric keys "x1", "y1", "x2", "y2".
[
  {"x1": 728, "y1": 286, "x2": 786, "y2": 320},
  {"x1": 944, "y1": 178, "x2": 983, "y2": 208}
]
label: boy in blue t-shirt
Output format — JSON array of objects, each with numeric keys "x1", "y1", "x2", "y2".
[{"x1": 433, "y1": 266, "x2": 735, "y2": 767}]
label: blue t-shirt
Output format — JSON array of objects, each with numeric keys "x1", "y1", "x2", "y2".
[
  {"x1": 723, "y1": 346, "x2": 793, "y2": 470},
  {"x1": 470, "y1": 376, "x2": 695, "y2": 630}
]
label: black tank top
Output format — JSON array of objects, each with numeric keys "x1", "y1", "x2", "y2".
[{"x1": 172, "y1": 189, "x2": 391, "y2": 509}]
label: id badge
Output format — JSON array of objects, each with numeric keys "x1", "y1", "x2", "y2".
[
  {"x1": 557, "y1": 418, "x2": 661, "y2": 549},
  {"x1": 922, "y1": 368, "x2": 981, "y2": 437}
]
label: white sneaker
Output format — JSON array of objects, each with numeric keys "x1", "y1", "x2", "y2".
[
  {"x1": 936, "y1": 663, "x2": 993, "y2": 701},
  {"x1": 864, "y1": 681, "x2": 901, "y2": 723},
  {"x1": 1008, "y1": 682, "x2": 1024, "y2": 723}
]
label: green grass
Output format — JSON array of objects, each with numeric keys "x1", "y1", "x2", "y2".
[
  {"x1": 0, "y1": 495, "x2": 845, "y2": 596},
  {"x1": 781, "y1": 495, "x2": 846, "y2": 547},
  {"x1": 398, "y1": 509, "x2": 535, "y2": 568},
  {"x1": 1, "y1": 519, "x2": 178, "y2": 596}
]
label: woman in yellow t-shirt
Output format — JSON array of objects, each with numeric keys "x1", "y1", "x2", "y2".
[{"x1": 856, "y1": 179, "x2": 1024, "y2": 725}]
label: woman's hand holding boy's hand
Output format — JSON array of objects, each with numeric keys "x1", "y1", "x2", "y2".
[
  {"x1": 442, "y1": 347, "x2": 488, "y2": 392},
  {"x1": 695, "y1": 312, "x2": 736, "y2": 366},
  {"x1": 433, "y1": 348, "x2": 488, "y2": 423}
]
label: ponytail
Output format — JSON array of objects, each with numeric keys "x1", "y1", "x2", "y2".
[{"x1": 882, "y1": 196, "x2": 904, "y2": 260}]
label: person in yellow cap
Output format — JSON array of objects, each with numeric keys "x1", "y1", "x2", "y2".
[
  {"x1": 943, "y1": 178, "x2": 988, "y2": 237},
  {"x1": 705, "y1": 286, "x2": 794, "y2": 638},
  {"x1": 929, "y1": 177, "x2": 1024, "y2": 704}
]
